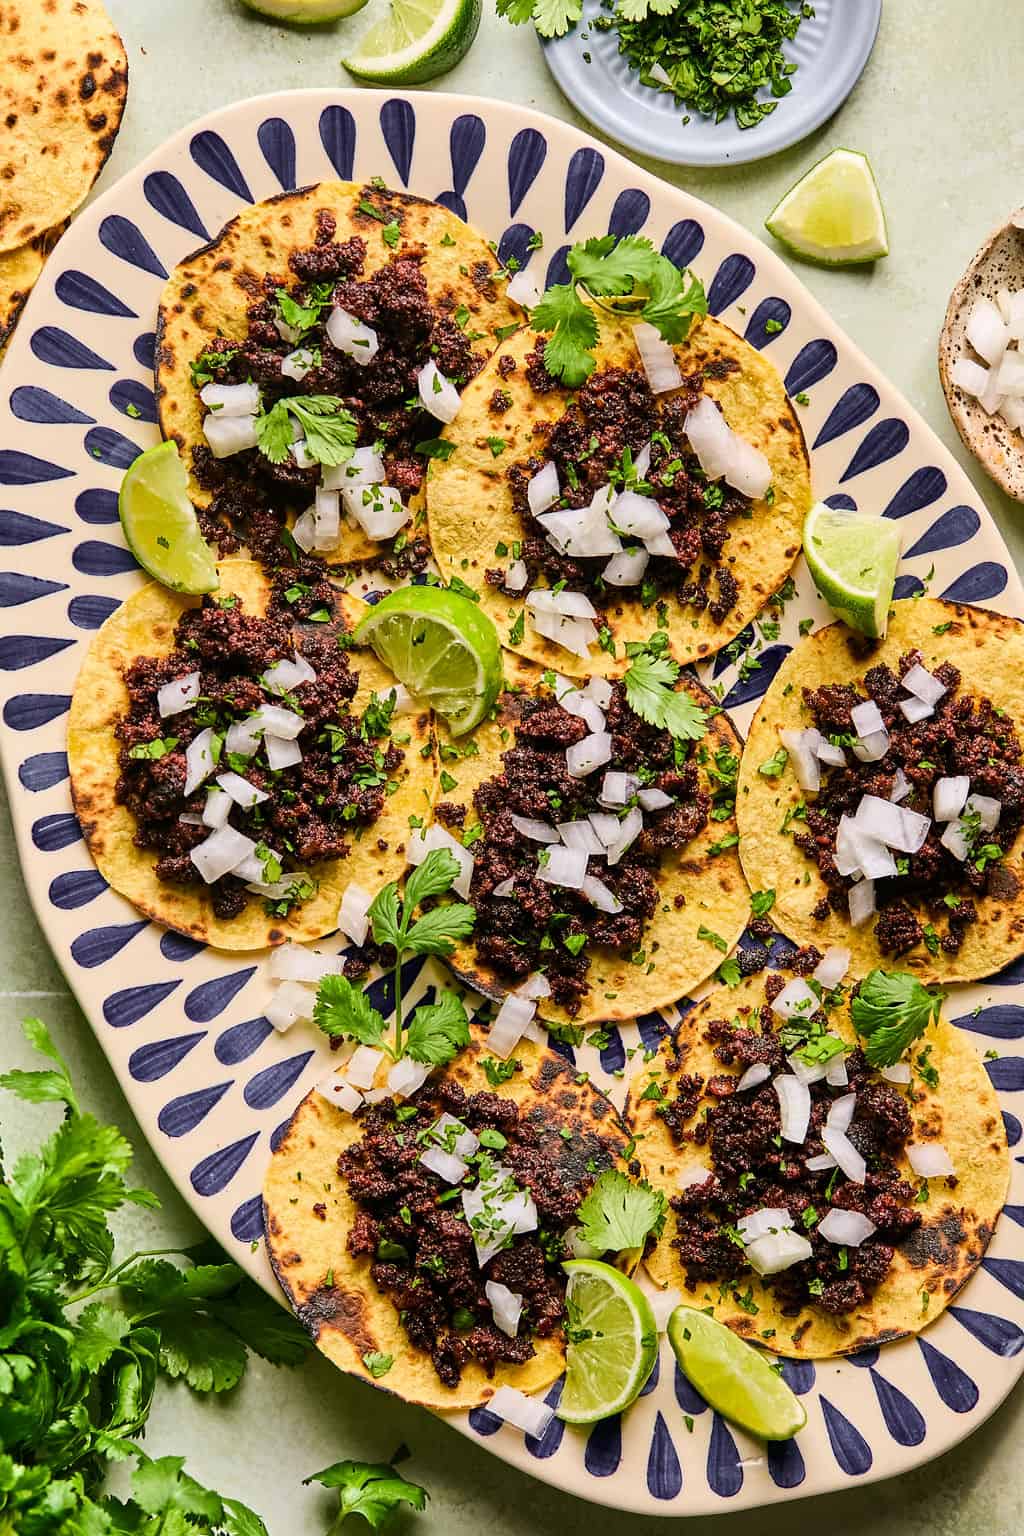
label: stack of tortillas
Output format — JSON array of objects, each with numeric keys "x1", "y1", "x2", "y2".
[{"x1": 0, "y1": 0, "x2": 128, "y2": 357}]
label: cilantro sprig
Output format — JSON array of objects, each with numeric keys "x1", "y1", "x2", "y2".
[
  {"x1": 623, "y1": 647, "x2": 707, "y2": 742},
  {"x1": 531, "y1": 235, "x2": 707, "y2": 386},
  {"x1": 275, "y1": 280, "x2": 334, "y2": 336},
  {"x1": 574, "y1": 1169, "x2": 666, "y2": 1254},
  {"x1": 255, "y1": 394, "x2": 358, "y2": 467},
  {"x1": 850, "y1": 969, "x2": 945, "y2": 1068},
  {"x1": 305, "y1": 1459, "x2": 428, "y2": 1532},
  {"x1": 314, "y1": 849, "x2": 476, "y2": 1067}
]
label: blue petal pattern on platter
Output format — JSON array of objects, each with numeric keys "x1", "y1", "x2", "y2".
[
  {"x1": 159, "y1": 1081, "x2": 233, "y2": 1137},
  {"x1": 820, "y1": 1397, "x2": 872, "y2": 1475},
  {"x1": 144, "y1": 170, "x2": 210, "y2": 239},
  {"x1": 70, "y1": 591, "x2": 122, "y2": 625},
  {"x1": 881, "y1": 465, "x2": 947, "y2": 520},
  {"x1": 99, "y1": 216, "x2": 168, "y2": 278},
  {"x1": 5, "y1": 693, "x2": 71, "y2": 730},
  {"x1": 184, "y1": 967, "x2": 256, "y2": 1023},
  {"x1": 839, "y1": 418, "x2": 910, "y2": 481},
  {"x1": 646, "y1": 1412, "x2": 682, "y2": 1500},
  {"x1": 941, "y1": 562, "x2": 1008, "y2": 603},
  {"x1": 76, "y1": 488, "x2": 119, "y2": 523},
  {"x1": 447, "y1": 114, "x2": 485, "y2": 200},
  {"x1": 673, "y1": 1362, "x2": 707, "y2": 1415},
  {"x1": 1005, "y1": 1112, "x2": 1023, "y2": 1146},
  {"x1": 110, "y1": 379, "x2": 158, "y2": 424},
  {"x1": 190, "y1": 131, "x2": 253, "y2": 201},
  {"x1": 71, "y1": 919, "x2": 147, "y2": 969},
  {"x1": 0, "y1": 509, "x2": 70, "y2": 543},
  {"x1": 216, "y1": 1015, "x2": 273, "y2": 1065},
  {"x1": 917, "y1": 1337, "x2": 979, "y2": 1413},
  {"x1": 779, "y1": 1358, "x2": 816, "y2": 1394},
  {"x1": 585, "y1": 1415, "x2": 621, "y2": 1476},
  {"x1": 721, "y1": 645, "x2": 791, "y2": 709},
  {"x1": 607, "y1": 188, "x2": 649, "y2": 238},
  {"x1": 0, "y1": 634, "x2": 73, "y2": 671},
  {"x1": 73, "y1": 541, "x2": 138, "y2": 577},
  {"x1": 0, "y1": 451, "x2": 73, "y2": 485},
  {"x1": 983, "y1": 1257, "x2": 1024, "y2": 1299},
  {"x1": 640, "y1": 1353, "x2": 659, "y2": 1396},
  {"x1": 319, "y1": 105, "x2": 355, "y2": 180},
  {"x1": 48, "y1": 869, "x2": 107, "y2": 909},
  {"x1": 129, "y1": 1031, "x2": 206, "y2": 1082},
  {"x1": 950, "y1": 1305, "x2": 1024, "y2": 1356},
  {"x1": 707, "y1": 1415, "x2": 742, "y2": 1497},
  {"x1": 231, "y1": 1196, "x2": 264, "y2": 1243},
  {"x1": 10, "y1": 386, "x2": 94, "y2": 425},
  {"x1": 258, "y1": 117, "x2": 297, "y2": 190},
  {"x1": 31, "y1": 326, "x2": 113, "y2": 371},
  {"x1": 19, "y1": 751, "x2": 68, "y2": 791},
  {"x1": 103, "y1": 979, "x2": 181, "y2": 1028},
  {"x1": 706, "y1": 253, "x2": 754, "y2": 315},
  {"x1": 160, "y1": 930, "x2": 206, "y2": 962},
  {"x1": 32, "y1": 811, "x2": 81, "y2": 851},
  {"x1": 84, "y1": 425, "x2": 141, "y2": 470},
  {"x1": 243, "y1": 1051, "x2": 314, "y2": 1110},
  {"x1": 0, "y1": 571, "x2": 68, "y2": 605},
  {"x1": 564, "y1": 147, "x2": 604, "y2": 232},
  {"x1": 134, "y1": 332, "x2": 156, "y2": 371},
  {"x1": 986, "y1": 1057, "x2": 1024, "y2": 1091},
  {"x1": 743, "y1": 297, "x2": 790, "y2": 350},
  {"x1": 191, "y1": 1132, "x2": 259, "y2": 1197},
  {"x1": 497, "y1": 223, "x2": 536, "y2": 274},
  {"x1": 508, "y1": 128, "x2": 546, "y2": 216},
  {"x1": 904, "y1": 505, "x2": 980, "y2": 557},
  {"x1": 812, "y1": 382, "x2": 879, "y2": 448},
  {"x1": 661, "y1": 218, "x2": 704, "y2": 270},
  {"x1": 784, "y1": 338, "x2": 837, "y2": 397},
  {"x1": 952, "y1": 1003, "x2": 1024, "y2": 1039},
  {"x1": 869, "y1": 1368, "x2": 925, "y2": 1447},
  {"x1": 767, "y1": 1439, "x2": 805, "y2": 1489},
  {"x1": 381, "y1": 98, "x2": 415, "y2": 185},
  {"x1": 55, "y1": 269, "x2": 136, "y2": 319}
]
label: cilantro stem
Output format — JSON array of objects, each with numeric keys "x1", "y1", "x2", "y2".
[
  {"x1": 393, "y1": 945, "x2": 405, "y2": 1062},
  {"x1": 64, "y1": 1246, "x2": 194, "y2": 1306}
]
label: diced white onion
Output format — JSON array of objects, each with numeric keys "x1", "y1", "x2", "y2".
[
  {"x1": 184, "y1": 728, "x2": 218, "y2": 796},
  {"x1": 645, "y1": 530, "x2": 677, "y2": 558},
  {"x1": 836, "y1": 817, "x2": 897, "y2": 880},
  {"x1": 407, "y1": 823, "x2": 474, "y2": 899},
  {"x1": 312, "y1": 486, "x2": 341, "y2": 551},
  {"x1": 966, "y1": 792, "x2": 1001, "y2": 831},
  {"x1": 815, "y1": 739, "x2": 847, "y2": 768},
  {"x1": 853, "y1": 794, "x2": 931, "y2": 853},
  {"x1": 200, "y1": 380, "x2": 260, "y2": 417},
  {"x1": 780, "y1": 728, "x2": 821, "y2": 793},
  {"x1": 825, "y1": 1057, "x2": 849, "y2": 1088},
  {"x1": 263, "y1": 655, "x2": 316, "y2": 694},
  {"x1": 678, "y1": 1164, "x2": 710, "y2": 1189},
  {"x1": 322, "y1": 445, "x2": 386, "y2": 490},
  {"x1": 588, "y1": 812, "x2": 622, "y2": 848},
  {"x1": 527, "y1": 462, "x2": 560, "y2": 516},
  {"x1": 338, "y1": 882, "x2": 373, "y2": 946},
  {"x1": 315, "y1": 1074, "x2": 363, "y2": 1114},
  {"x1": 420, "y1": 1145, "x2": 468, "y2": 1184},
  {"x1": 813, "y1": 946, "x2": 850, "y2": 988},
  {"x1": 996, "y1": 349, "x2": 1024, "y2": 397},
  {"x1": 342, "y1": 482, "x2": 409, "y2": 540},
  {"x1": 280, "y1": 347, "x2": 317, "y2": 383},
  {"x1": 203, "y1": 413, "x2": 259, "y2": 458},
  {"x1": 179, "y1": 812, "x2": 204, "y2": 826},
  {"x1": 202, "y1": 786, "x2": 231, "y2": 829},
  {"x1": 599, "y1": 771, "x2": 639, "y2": 807},
  {"x1": 275, "y1": 316, "x2": 302, "y2": 346},
  {"x1": 851, "y1": 699, "x2": 885, "y2": 738},
  {"x1": 611, "y1": 489, "x2": 669, "y2": 540},
  {"x1": 157, "y1": 672, "x2": 200, "y2": 719},
  {"x1": 736, "y1": 1062, "x2": 771, "y2": 1092},
  {"x1": 605, "y1": 806, "x2": 643, "y2": 866},
  {"x1": 326, "y1": 305, "x2": 379, "y2": 363},
  {"x1": 265, "y1": 979, "x2": 316, "y2": 1033},
  {"x1": 632, "y1": 321, "x2": 682, "y2": 394},
  {"x1": 852, "y1": 726, "x2": 891, "y2": 761},
  {"x1": 429, "y1": 1113, "x2": 479, "y2": 1160},
  {"x1": 537, "y1": 845, "x2": 588, "y2": 890},
  {"x1": 291, "y1": 507, "x2": 318, "y2": 553},
  {"x1": 638, "y1": 787, "x2": 674, "y2": 812},
  {"x1": 771, "y1": 978, "x2": 819, "y2": 1021},
  {"x1": 827, "y1": 1092, "x2": 857, "y2": 1134},
  {"x1": 633, "y1": 441, "x2": 653, "y2": 478},
  {"x1": 745, "y1": 1229, "x2": 813, "y2": 1276},
  {"x1": 486, "y1": 1280, "x2": 524, "y2": 1337},
  {"x1": 558, "y1": 820, "x2": 606, "y2": 855},
  {"x1": 603, "y1": 547, "x2": 650, "y2": 586},
  {"x1": 248, "y1": 703, "x2": 304, "y2": 740},
  {"x1": 908, "y1": 1142, "x2": 955, "y2": 1176},
  {"x1": 889, "y1": 768, "x2": 912, "y2": 803},
  {"x1": 511, "y1": 814, "x2": 560, "y2": 843},
  {"x1": 902, "y1": 663, "x2": 946, "y2": 706},
  {"x1": 684, "y1": 396, "x2": 771, "y2": 498},
  {"x1": 966, "y1": 298, "x2": 1010, "y2": 366},
  {"x1": 738, "y1": 1207, "x2": 793, "y2": 1241},
  {"x1": 932, "y1": 775, "x2": 969, "y2": 822},
  {"x1": 492, "y1": 877, "x2": 516, "y2": 898},
  {"x1": 216, "y1": 770, "x2": 268, "y2": 810},
  {"x1": 849, "y1": 879, "x2": 876, "y2": 927},
  {"x1": 537, "y1": 501, "x2": 622, "y2": 559},
  {"x1": 822, "y1": 1126, "x2": 866, "y2": 1183},
  {"x1": 558, "y1": 688, "x2": 606, "y2": 735},
  {"x1": 488, "y1": 992, "x2": 537, "y2": 1058},
  {"x1": 774, "y1": 1074, "x2": 811, "y2": 1143},
  {"x1": 224, "y1": 718, "x2": 261, "y2": 759},
  {"x1": 581, "y1": 874, "x2": 623, "y2": 913},
  {"x1": 818, "y1": 1209, "x2": 876, "y2": 1246},
  {"x1": 805, "y1": 1152, "x2": 838, "y2": 1171},
  {"x1": 268, "y1": 942, "x2": 341, "y2": 984},
  {"x1": 880, "y1": 1063, "x2": 912, "y2": 1084},
  {"x1": 952, "y1": 356, "x2": 991, "y2": 399},
  {"x1": 517, "y1": 972, "x2": 551, "y2": 1000},
  {"x1": 506, "y1": 268, "x2": 542, "y2": 309},
  {"x1": 417, "y1": 360, "x2": 462, "y2": 423},
  {"x1": 940, "y1": 820, "x2": 971, "y2": 861},
  {"x1": 346, "y1": 1045, "x2": 385, "y2": 1090},
  {"x1": 528, "y1": 601, "x2": 598, "y2": 658},
  {"x1": 788, "y1": 1054, "x2": 829, "y2": 1086},
  {"x1": 486, "y1": 1386, "x2": 555, "y2": 1439},
  {"x1": 264, "y1": 734, "x2": 303, "y2": 771},
  {"x1": 505, "y1": 560, "x2": 529, "y2": 592},
  {"x1": 527, "y1": 587, "x2": 598, "y2": 620},
  {"x1": 565, "y1": 731, "x2": 612, "y2": 777},
  {"x1": 899, "y1": 695, "x2": 934, "y2": 724}
]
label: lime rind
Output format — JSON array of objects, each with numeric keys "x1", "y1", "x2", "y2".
[
  {"x1": 766, "y1": 148, "x2": 889, "y2": 268},
  {"x1": 342, "y1": 0, "x2": 482, "y2": 84},
  {"x1": 119, "y1": 441, "x2": 218, "y2": 596},
  {"x1": 240, "y1": 0, "x2": 368, "y2": 20},
  {"x1": 803, "y1": 501, "x2": 901, "y2": 639},
  {"x1": 667, "y1": 1305, "x2": 807, "y2": 1441},
  {"x1": 557, "y1": 1260, "x2": 659, "y2": 1425}
]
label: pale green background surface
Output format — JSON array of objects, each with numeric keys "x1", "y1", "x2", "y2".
[{"x1": 3, "y1": 0, "x2": 1024, "y2": 1528}]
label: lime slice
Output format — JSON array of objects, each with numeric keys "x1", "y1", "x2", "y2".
[
  {"x1": 557, "y1": 1260, "x2": 659, "y2": 1425},
  {"x1": 342, "y1": 0, "x2": 482, "y2": 85},
  {"x1": 119, "y1": 442, "x2": 218, "y2": 595},
  {"x1": 353, "y1": 584, "x2": 501, "y2": 736},
  {"x1": 803, "y1": 501, "x2": 901, "y2": 640},
  {"x1": 766, "y1": 149, "x2": 889, "y2": 267},
  {"x1": 668, "y1": 1306, "x2": 806, "y2": 1441},
  {"x1": 240, "y1": 0, "x2": 368, "y2": 18}
]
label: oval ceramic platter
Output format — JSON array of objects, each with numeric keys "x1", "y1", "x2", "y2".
[{"x1": 0, "y1": 90, "x2": 1022, "y2": 1518}]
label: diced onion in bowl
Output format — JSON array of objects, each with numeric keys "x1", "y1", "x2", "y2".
[
  {"x1": 780, "y1": 728, "x2": 821, "y2": 793},
  {"x1": 265, "y1": 734, "x2": 302, "y2": 771},
  {"x1": 822, "y1": 1126, "x2": 866, "y2": 1183},
  {"x1": 558, "y1": 820, "x2": 605, "y2": 855},
  {"x1": 486, "y1": 1280, "x2": 524, "y2": 1338},
  {"x1": 880, "y1": 1063, "x2": 912, "y2": 1084},
  {"x1": 604, "y1": 547, "x2": 650, "y2": 586},
  {"x1": 420, "y1": 1145, "x2": 467, "y2": 1184},
  {"x1": 407, "y1": 823, "x2": 474, "y2": 898},
  {"x1": 158, "y1": 672, "x2": 200, "y2": 718},
  {"x1": 200, "y1": 380, "x2": 260, "y2": 417},
  {"x1": 599, "y1": 771, "x2": 639, "y2": 807},
  {"x1": 771, "y1": 977, "x2": 818, "y2": 1020},
  {"x1": 202, "y1": 786, "x2": 232, "y2": 829},
  {"x1": 818, "y1": 1209, "x2": 876, "y2": 1246},
  {"x1": 638, "y1": 787, "x2": 674, "y2": 812},
  {"x1": 966, "y1": 298, "x2": 1010, "y2": 366},
  {"x1": 966, "y1": 792, "x2": 1001, "y2": 831},
  {"x1": 486, "y1": 1386, "x2": 555, "y2": 1439},
  {"x1": 488, "y1": 992, "x2": 537, "y2": 1058},
  {"x1": 736, "y1": 1062, "x2": 771, "y2": 1092},
  {"x1": 997, "y1": 349, "x2": 1024, "y2": 397},
  {"x1": 582, "y1": 874, "x2": 623, "y2": 913},
  {"x1": 506, "y1": 268, "x2": 542, "y2": 309},
  {"x1": 417, "y1": 360, "x2": 462, "y2": 423},
  {"x1": 774, "y1": 1074, "x2": 811, "y2": 1143},
  {"x1": 204, "y1": 414, "x2": 260, "y2": 458},
  {"x1": 849, "y1": 878, "x2": 876, "y2": 927},
  {"x1": 268, "y1": 942, "x2": 341, "y2": 984},
  {"x1": 952, "y1": 357, "x2": 991, "y2": 398},
  {"x1": 537, "y1": 845, "x2": 588, "y2": 890},
  {"x1": 632, "y1": 321, "x2": 682, "y2": 394},
  {"x1": 813, "y1": 946, "x2": 851, "y2": 988},
  {"x1": 184, "y1": 728, "x2": 218, "y2": 795},
  {"x1": 338, "y1": 882, "x2": 373, "y2": 946},
  {"x1": 907, "y1": 1142, "x2": 955, "y2": 1177},
  {"x1": 216, "y1": 770, "x2": 268, "y2": 809},
  {"x1": 266, "y1": 979, "x2": 316, "y2": 1033},
  {"x1": 528, "y1": 461, "x2": 560, "y2": 516},
  {"x1": 902, "y1": 663, "x2": 946, "y2": 705},
  {"x1": 933, "y1": 775, "x2": 970, "y2": 822},
  {"x1": 565, "y1": 731, "x2": 612, "y2": 777},
  {"x1": 326, "y1": 305, "x2": 379, "y2": 363},
  {"x1": 511, "y1": 814, "x2": 559, "y2": 843},
  {"x1": 745, "y1": 1229, "x2": 813, "y2": 1276}
]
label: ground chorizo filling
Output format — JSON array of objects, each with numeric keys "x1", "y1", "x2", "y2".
[
  {"x1": 441, "y1": 679, "x2": 709, "y2": 1019},
  {"x1": 789, "y1": 647, "x2": 1024, "y2": 957},
  {"x1": 657, "y1": 971, "x2": 925, "y2": 1317},
  {"x1": 495, "y1": 359, "x2": 752, "y2": 625},
  {"x1": 339, "y1": 1076, "x2": 618, "y2": 1387},
  {"x1": 115, "y1": 596, "x2": 405, "y2": 920}
]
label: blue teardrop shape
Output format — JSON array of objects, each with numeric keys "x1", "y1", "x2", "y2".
[
  {"x1": 507, "y1": 128, "x2": 546, "y2": 216},
  {"x1": 10, "y1": 386, "x2": 94, "y2": 425},
  {"x1": 839, "y1": 418, "x2": 910, "y2": 482},
  {"x1": 526, "y1": 1379, "x2": 565, "y2": 1458},
  {"x1": 19, "y1": 751, "x2": 68, "y2": 791},
  {"x1": 722, "y1": 644, "x2": 791, "y2": 709},
  {"x1": 917, "y1": 1336, "x2": 979, "y2": 1412},
  {"x1": 216, "y1": 1015, "x2": 273, "y2": 1065},
  {"x1": 637, "y1": 1009, "x2": 672, "y2": 1052},
  {"x1": 545, "y1": 244, "x2": 571, "y2": 289},
  {"x1": 130, "y1": 1030, "x2": 206, "y2": 1083},
  {"x1": 952, "y1": 1003, "x2": 1024, "y2": 1039},
  {"x1": 608, "y1": 188, "x2": 650, "y2": 238},
  {"x1": 0, "y1": 509, "x2": 69, "y2": 544},
  {"x1": 468, "y1": 1404, "x2": 501, "y2": 1436},
  {"x1": 846, "y1": 1345, "x2": 879, "y2": 1368},
  {"x1": 646, "y1": 1411, "x2": 682, "y2": 1500},
  {"x1": 76, "y1": 488, "x2": 119, "y2": 524},
  {"x1": 904, "y1": 504, "x2": 980, "y2": 558},
  {"x1": 231, "y1": 1195, "x2": 265, "y2": 1243},
  {"x1": 982, "y1": 1256, "x2": 1024, "y2": 1299},
  {"x1": 767, "y1": 1438, "x2": 805, "y2": 1489},
  {"x1": 48, "y1": 869, "x2": 107, "y2": 909},
  {"x1": 32, "y1": 811, "x2": 81, "y2": 851},
  {"x1": 585, "y1": 1414, "x2": 621, "y2": 1476},
  {"x1": 986, "y1": 1056, "x2": 1024, "y2": 1091},
  {"x1": 31, "y1": 325, "x2": 114, "y2": 370},
  {"x1": 258, "y1": 117, "x2": 297, "y2": 190},
  {"x1": 661, "y1": 218, "x2": 704, "y2": 270},
  {"x1": 69, "y1": 594, "x2": 120, "y2": 629},
  {"x1": 99, "y1": 215, "x2": 168, "y2": 278},
  {"x1": 497, "y1": 222, "x2": 536, "y2": 274},
  {"x1": 779, "y1": 1358, "x2": 816, "y2": 1393},
  {"x1": 598, "y1": 1028, "x2": 626, "y2": 1074},
  {"x1": 159, "y1": 1080, "x2": 233, "y2": 1137},
  {"x1": 191, "y1": 1132, "x2": 258, "y2": 1196},
  {"x1": 893, "y1": 573, "x2": 925, "y2": 599},
  {"x1": 707, "y1": 253, "x2": 755, "y2": 315},
  {"x1": 784, "y1": 339, "x2": 837, "y2": 397},
  {"x1": 869, "y1": 1367, "x2": 925, "y2": 1446},
  {"x1": 950, "y1": 1304, "x2": 1024, "y2": 1356},
  {"x1": 827, "y1": 497, "x2": 858, "y2": 514},
  {"x1": 707, "y1": 1414, "x2": 742, "y2": 1497},
  {"x1": 881, "y1": 465, "x2": 947, "y2": 520},
  {"x1": 0, "y1": 634, "x2": 74, "y2": 671},
  {"x1": 1005, "y1": 1112, "x2": 1022, "y2": 1147},
  {"x1": 434, "y1": 190, "x2": 466, "y2": 221},
  {"x1": 185, "y1": 966, "x2": 256, "y2": 1023},
  {"x1": 0, "y1": 571, "x2": 68, "y2": 606},
  {"x1": 244, "y1": 1051, "x2": 314, "y2": 1110},
  {"x1": 84, "y1": 426, "x2": 141, "y2": 470},
  {"x1": 549, "y1": 1036, "x2": 576, "y2": 1067},
  {"x1": 941, "y1": 562, "x2": 1008, "y2": 604},
  {"x1": 110, "y1": 379, "x2": 157, "y2": 424},
  {"x1": 0, "y1": 451, "x2": 74, "y2": 485},
  {"x1": 673, "y1": 1361, "x2": 707, "y2": 1414},
  {"x1": 189, "y1": 131, "x2": 253, "y2": 201},
  {"x1": 5, "y1": 693, "x2": 71, "y2": 730},
  {"x1": 564, "y1": 147, "x2": 604, "y2": 233},
  {"x1": 160, "y1": 930, "x2": 206, "y2": 962},
  {"x1": 813, "y1": 382, "x2": 879, "y2": 448},
  {"x1": 71, "y1": 919, "x2": 148, "y2": 969},
  {"x1": 319, "y1": 105, "x2": 356, "y2": 179},
  {"x1": 640, "y1": 1352, "x2": 660, "y2": 1396},
  {"x1": 820, "y1": 1397, "x2": 872, "y2": 1476},
  {"x1": 449, "y1": 114, "x2": 485, "y2": 195},
  {"x1": 103, "y1": 979, "x2": 181, "y2": 1028},
  {"x1": 744, "y1": 297, "x2": 790, "y2": 350},
  {"x1": 381, "y1": 98, "x2": 415, "y2": 185},
  {"x1": 134, "y1": 332, "x2": 157, "y2": 371},
  {"x1": 55, "y1": 269, "x2": 137, "y2": 318},
  {"x1": 73, "y1": 541, "x2": 138, "y2": 577},
  {"x1": 143, "y1": 170, "x2": 210, "y2": 238}
]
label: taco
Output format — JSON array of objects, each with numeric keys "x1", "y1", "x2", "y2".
[
  {"x1": 627, "y1": 968, "x2": 1008, "y2": 1357},
  {"x1": 67, "y1": 559, "x2": 437, "y2": 950},
  {"x1": 263, "y1": 1024, "x2": 636, "y2": 1410},
  {"x1": 155, "y1": 180, "x2": 522, "y2": 567},
  {"x1": 0, "y1": 223, "x2": 66, "y2": 354},
  {"x1": 425, "y1": 651, "x2": 748, "y2": 1031},
  {"x1": 736, "y1": 597, "x2": 1024, "y2": 980},
  {"x1": 426, "y1": 311, "x2": 810, "y2": 678}
]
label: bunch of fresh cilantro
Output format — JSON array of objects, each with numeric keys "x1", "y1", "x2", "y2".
[
  {"x1": 0, "y1": 1017, "x2": 428, "y2": 1535},
  {"x1": 314, "y1": 848, "x2": 476, "y2": 1066},
  {"x1": 530, "y1": 235, "x2": 707, "y2": 387}
]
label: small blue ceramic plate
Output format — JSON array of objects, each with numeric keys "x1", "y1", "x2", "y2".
[{"x1": 543, "y1": 0, "x2": 883, "y2": 168}]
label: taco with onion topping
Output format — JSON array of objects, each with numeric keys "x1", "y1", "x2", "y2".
[
  {"x1": 627, "y1": 966, "x2": 1008, "y2": 1357},
  {"x1": 155, "y1": 180, "x2": 522, "y2": 567},
  {"x1": 426, "y1": 310, "x2": 811, "y2": 678},
  {"x1": 67, "y1": 559, "x2": 437, "y2": 950},
  {"x1": 736, "y1": 597, "x2": 1024, "y2": 979}
]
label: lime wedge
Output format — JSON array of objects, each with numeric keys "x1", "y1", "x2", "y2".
[
  {"x1": 803, "y1": 501, "x2": 901, "y2": 639},
  {"x1": 557, "y1": 1260, "x2": 659, "y2": 1425},
  {"x1": 766, "y1": 149, "x2": 888, "y2": 267},
  {"x1": 342, "y1": 0, "x2": 481, "y2": 84},
  {"x1": 119, "y1": 442, "x2": 218, "y2": 595},
  {"x1": 668, "y1": 1306, "x2": 806, "y2": 1441},
  {"x1": 240, "y1": 0, "x2": 368, "y2": 19},
  {"x1": 353, "y1": 584, "x2": 501, "y2": 736}
]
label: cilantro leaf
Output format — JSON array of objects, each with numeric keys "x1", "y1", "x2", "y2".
[
  {"x1": 623, "y1": 653, "x2": 707, "y2": 741},
  {"x1": 304, "y1": 1460, "x2": 428, "y2": 1531},
  {"x1": 567, "y1": 234, "x2": 657, "y2": 295},
  {"x1": 850, "y1": 969, "x2": 945, "y2": 1068},
  {"x1": 314, "y1": 976, "x2": 388, "y2": 1046},
  {"x1": 72, "y1": 1302, "x2": 134, "y2": 1370},
  {"x1": 403, "y1": 848, "x2": 460, "y2": 912},
  {"x1": 495, "y1": 0, "x2": 541, "y2": 19},
  {"x1": 0, "y1": 1015, "x2": 79, "y2": 1114},
  {"x1": 528, "y1": 0, "x2": 582, "y2": 33},
  {"x1": 367, "y1": 882, "x2": 403, "y2": 951},
  {"x1": 641, "y1": 261, "x2": 708, "y2": 344},
  {"x1": 405, "y1": 993, "x2": 471, "y2": 1066},
  {"x1": 275, "y1": 282, "x2": 332, "y2": 335},
  {"x1": 403, "y1": 903, "x2": 477, "y2": 958},
  {"x1": 254, "y1": 395, "x2": 357, "y2": 468},
  {"x1": 131, "y1": 1456, "x2": 223, "y2": 1522},
  {"x1": 574, "y1": 1169, "x2": 666, "y2": 1253},
  {"x1": 530, "y1": 282, "x2": 599, "y2": 386}
]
